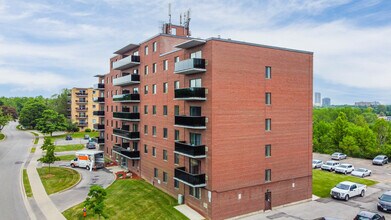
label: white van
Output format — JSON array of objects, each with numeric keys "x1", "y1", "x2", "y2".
[{"x1": 70, "y1": 150, "x2": 104, "y2": 171}]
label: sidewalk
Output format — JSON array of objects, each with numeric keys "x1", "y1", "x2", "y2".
[{"x1": 26, "y1": 132, "x2": 66, "y2": 220}]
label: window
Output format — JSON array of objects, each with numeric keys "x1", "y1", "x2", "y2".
[
  {"x1": 163, "y1": 171, "x2": 168, "y2": 183},
  {"x1": 174, "y1": 130, "x2": 180, "y2": 141},
  {"x1": 144, "y1": 125, "x2": 148, "y2": 135},
  {"x1": 163, "y1": 60, "x2": 168, "y2": 70},
  {"x1": 174, "y1": 153, "x2": 179, "y2": 165},
  {"x1": 190, "y1": 133, "x2": 202, "y2": 145},
  {"x1": 163, "y1": 82, "x2": 168, "y2": 93},
  {"x1": 265, "y1": 119, "x2": 271, "y2": 131},
  {"x1": 174, "y1": 81, "x2": 180, "y2": 89},
  {"x1": 265, "y1": 92, "x2": 271, "y2": 105},
  {"x1": 133, "y1": 105, "x2": 139, "y2": 113},
  {"x1": 190, "y1": 51, "x2": 202, "y2": 59},
  {"x1": 163, "y1": 149, "x2": 168, "y2": 161},
  {"x1": 265, "y1": 66, "x2": 271, "y2": 79},
  {"x1": 153, "y1": 42, "x2": 157, "y2": 52},
  {"x1": 174, "y1": 179, "x2": 179, "y2": 189},
  {"x1": 190, "y1": 106, "x2": 201, "y2": 116},
  {"x1": 145, "y1": 45, "x2": 148, "y2": 55},
  {"x1": 152, "y1": 147, "x2": 156, "y2": 157},
  {"x1": 163, "y1": 128, "x2": 168, "y2": 139},
  {"x1": 152, "y1": 105, "x2": 156, "y2": 115},
  {"x1": 144, "y1": 65, "x2": 149, "y2": 75},
  {"x1": 265, "y1": 144, "x2": 271, "y2": 157},
  {"x1": 144, "y1": 144, "x2": 148, "y2": 153},
  {"x1": 144, "y1": 105, "x2": 148, "y2": 114},
  {"x1": 174, "y1": 105, "x2": 179, "y2": 116},
  {"x1": 152, "y1": 126, "x2": 156, "y2": 136},
  {"x1": 174, "y1": 56, "x2": 180, "y2": 63},
  {"x1": 154, "y1": 168, "x2": 158, "y2": 177},
  {"x1": 190, "y1": 78, "x2": 202, "y2": 87},
  {"x1": 152, "y1": 84, "x2": 156, "y2": 94},
  {"x1": 265, "y1": 169, "x2": 271, "y2": 182},
  {"x1": 163, "y1": 105, "x2": 168, "y2": 116},
  {"x1": 189, "y1": 186, "x2": 201, "y2": 199},
  {"x1": 144, "y1": 85, "x2": 148, "y2": 94},
  {"x1": 153, "y1": 63, "x2": 157, "y2": 73}
]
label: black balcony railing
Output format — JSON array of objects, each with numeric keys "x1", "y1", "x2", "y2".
[
  {"x1": 113, "y1": 93, "x2": 140, "y2": 102},
  {"x1": 113, "y1": 129, "x2": 140, "y2": 140},
  {"x1": 175, "y1": 116, "x2": 206, "y2": 129},
  {"x1": 93, "y1": 124, "x2": 105, "y2": 130},
  {"x1": 76, "y1": 108, "x2": 88, "y2": 111},
  {"x1": 175, "y1": 141, "x2": 206, "y2": 158},
  {"x1": 92, "y1": 137, "x2": 104, "y2": 144},
  {"x1": 113, "y1": 112, "x2": 140, "y2": 121},
  {"x1": 174, "y1": 167, "x2": 206, "y2": 187},
  {"x1": 94, "y1": 83, "x2": 105, "y2": 89},
  {"x1": 76, "y1": 92, "x2": 88, "y2": 96},
  {"x1": 114, "y1": 142, "x2": 130, "y2": 149},
  {"x1": 93, "y1": 97, "x2": 105, "y2": 102},
  {"x1": 78, "y1": 123, "x2": 88, "y2": 127},
  {"x1": 113, "y1": 147, "x2": 140, "y2": 159},
  {"x1": 75, "y1": 115, "x2": 88, "y2": 118},
  {"x1": 93, "y1": 111, "x2": 105, "y2": 116},
  {"x1": 174, "y1": 87, "x2": 206, "y2": 100}
]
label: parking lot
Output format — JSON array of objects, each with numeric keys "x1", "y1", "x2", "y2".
[{"x1": 238, "y1": 153, "x2": 391, "y2": 220}]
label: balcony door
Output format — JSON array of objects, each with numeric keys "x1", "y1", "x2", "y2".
[
  {"x1": 132, "y1": 124, "x2": 138, "y2": 132},
  {"x1": 190, "y1": 106, "x2": 201, "y2": 116},
  {"x1": 189, "y1": 158, "x2": 201, "y2": 175},
  {"x1": 190, "y1": 133, "x2": 202, "y2": 146},
  {"x1": 189, "y1": 78, "x2": 202, "y2": 88},
  {"x1": 190, "y1": 51, "x2": 202, "y2": 59}
]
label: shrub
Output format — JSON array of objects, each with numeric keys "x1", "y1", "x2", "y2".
[{"x1": 85, "y1": 128, "x2": 91, "y2": 132}]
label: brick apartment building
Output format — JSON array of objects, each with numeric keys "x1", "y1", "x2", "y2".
[{"x1": 94, "y1": 23, "x2": 313, "y2": 219}]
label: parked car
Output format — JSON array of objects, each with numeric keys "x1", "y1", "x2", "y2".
[
  {"x1": 331, "y1": 152, "x2": 347, "y2": 160},
  {"x1": 86, "y1": 142, "x2": 96, "y2": 149},
  {"x1": 372, "y1": 155, "x2": 388, "y2": 166},
  {"x1": 377, "y1": 191, "x2": 391, "y2": 213},
  {"x1": 321, "y1": 161, "x2": 340, "y2": 172},
  {"x1": 330, "y1": 181, "x2": 366, "y2": 201},
  {"x1": 334, "y1": 163, "x2": 354, "y2": 174},
  {"x1": 312, "y1": 159, "x2": 323, "y2": 169},
  {"x1": 84, "y1": 134, "x2": 90, "y2": 140},
  {"x1": 351, "y1": 168, "x2": 372, "y2": 178},
  {"x1": 65, "y1": 135, "x2": 72, "y2": 141},
  {"x1": 354, "y1": 211, "x2": 385, "y2": 220}
]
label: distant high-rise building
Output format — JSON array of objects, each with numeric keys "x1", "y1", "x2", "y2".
[
  {"x1": 354, "y1": 101, "x2": 380, "y2": 107},
  {"x1": 322, "y1": 97, "x2": 331, "y2": 107},
  {"x1": 314, "y1": 92, "x2": 321, "y2": 106}
]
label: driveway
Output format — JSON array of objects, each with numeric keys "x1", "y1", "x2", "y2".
[
  {"x1": 54, "y1": 138, "x2": 88, "y2": 146},
  {"x1": 50, "y1": 163, "x2": 115, "y2": 212}
]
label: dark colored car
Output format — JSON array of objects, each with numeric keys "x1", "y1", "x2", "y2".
[
  {"x1": 84, "y1": 134, "x2": 90, "y2": 140},
  {"x1": 378, "y1": 191, "x2": 391, "y2": 213},
  {"x1": 372, "y1": 155, "x2": 388, "y2": 166},
  {"x1": 354, "y1": 211, "x2": 384, "y2": 220},
  {"x1": 86, "y1": 142, "x2": 96, "y2": 149},
  {"x1": 65, "y1": 135, "x2": 72, "y2": 141}
]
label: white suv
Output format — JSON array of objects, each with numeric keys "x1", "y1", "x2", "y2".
[
  {"x1": 321, "y1": 161, "x2": 340, "y2": 172},
  {"x1": 335, "y1": 163, "x2": 354, "y2": 174}
]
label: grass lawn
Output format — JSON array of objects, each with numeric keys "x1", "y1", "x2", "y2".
[
  {"x1": 31, "y1": 147, "x2": 36, "y2": 153},
  {"x1": 63, "y1": 179, "x2": 188, "y2": 220},
  {"x1": 53, "y1": 131, "x2": 99, "y2": 140},
  {"x1": 37, "y1": 167, "x2": 80, "y2": 195},
  {"x1": 57, "y1": 154, "x2": 76, "y2": 161},
  {"x1": 55, "y1": 144, "x2": 84, "y2": 152},
  {"x1": 313, "y1": 169, "x2": 378, "y2": 198},
  {"x1": 0, "y1": 133, "x2": 4, "y2": 140},
  {"x1": 23, "y1": 169, "x2": 33, "y2": 197}
]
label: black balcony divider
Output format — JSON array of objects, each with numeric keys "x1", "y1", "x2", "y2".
[
  {"x1": 96, "y1": 83, "x2": 104, "y2": 89},
  {"x1": 175, "y1": 141, "x2": 206, "y2": 157},
  {"x1": 113, "y1": 129, "x2": 140, "y2": 139},
  {"x1": 113, "y1": 112, "x2": 140, "y2": 120},
  {"x1": 175, "y1": 116, "x2": 206, "y2": 127},
  {"x1": 94, "y1": 97, "x2": 105, "y2": 102},
  {"x1": 93, "y1": 124, "x2": 105, "y2": 130},
  {"x1": 175, "y1": 167, "x2": 206, "y2": 186},
  {"x1": 92, "y1": 137, "x2": 104, "y2": 143},
  {"x1": 93, "y1": 111, "x2": 105, "y2": 116},
  {"x1": 175, "y1": 87, "x2": 206, "y2": 99},
  {"x1": 193, "y1": 58, "x2": 206, "y2": 69}
]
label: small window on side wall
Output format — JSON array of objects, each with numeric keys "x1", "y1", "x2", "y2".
[{"x1": 265, "y1": 66, "x2": 271, "y2": 79}]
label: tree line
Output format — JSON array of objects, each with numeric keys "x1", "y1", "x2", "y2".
[{"x1": 313, "y1": 107, "x2": 391, "y2": 159}]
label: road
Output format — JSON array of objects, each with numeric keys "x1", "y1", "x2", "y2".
[{"x1": 0, "y1": 121, "x2": 32, "y2": 220}]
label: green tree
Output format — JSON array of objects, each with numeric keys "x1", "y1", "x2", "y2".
[
  {"x1": 84, "y1": 185, "x2": 108, "y2": 220},
  {"x1": 331, "y1": 112, "x2": 350, "y2": 148},
  {"x1": 41, "y1": 137, "x2": 53, "y2": 151},
  {"x1": 49, "y1": 89, "x2": 70, "y2": 116},
  {"x1": 0, "y1": 109, "x2": 12, "y2": 132},
  {"x1": 19, "y1": 101, "x2": 48, "y2": 128},
  {"x1": 36, "y1": 110, "x2": 67, "y2": 136},
  {"x1": 65, "y1": 120, "x2": 79, "y2": 133},
  {"x1": 38, "y1": 142, "x2": 59, "y2": 174},
  {"x1": 372, "y1": 119, "x2": 390, "y2": 149},
  {"x1": 339, "y1": 135, "x2": 360, "y2": 157}
]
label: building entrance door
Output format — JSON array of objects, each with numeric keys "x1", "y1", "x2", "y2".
[{"x1": 265, "y1": 190, "x2": 272, "y2": 211}]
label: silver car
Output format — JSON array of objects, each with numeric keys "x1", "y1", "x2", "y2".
[
  {"x1": 351, "y1": 168, "x2": 372, "y2": 178},
  {"x1": 312, "y1": 159, "x2": 323, "y2": 169},
  {"x1": 373, "y1": 155, "x2": 388, "y2": 166},
  {"x1": 331, "y1": 152, "x2": 347, "y2": 160}
]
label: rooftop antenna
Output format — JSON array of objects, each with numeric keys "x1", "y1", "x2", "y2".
[
  {"x1": 179, "y1": 13, "x2": 182, "y2": 26},
  {"x1": 184, "y1": 9, "x2": 191, "y2": 36},
  {"x1": 168, "y1": 3, "x2": 172, "y2": 25}
]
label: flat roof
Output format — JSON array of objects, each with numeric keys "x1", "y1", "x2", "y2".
[
  {"x1": 113, "y1": 43, "x2": 139, "y2": 55},
  {"x1": 175, "y1": 39, "x2": 206, "y2": 49},
  {"x1": 94, "y1": 74, "x2": 105, "y2": 77}
]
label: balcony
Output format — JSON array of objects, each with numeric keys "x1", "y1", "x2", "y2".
[
  {"x1": 174, "y1": 58, "x2": 206, "y2": 75},
  {"x1": 113, "y1": 112, "x2": 140, "y2": 121},
  {"x1": 175, "y1": 116, "x2": 206, "y2": 129},
  {"x1": 174, "y1": 167, "x2": 206, "y2": 187},
  {"x1": 113, "y1": 128, "x2": 140, "y2": 141},
  {"x1": 93, "y1": 97, "x2": 105, "y2": 103},
  {"x1": 114, "y1": 142, "x2": 130, "y2": 149},
  {"x1": 92, "y1": 137, "x2": 104, "y2": 144},
  {"x1": 76, "y1": 92, "x2": 88, "y2": 97},
  {"x1": 174, "y1": 87, "x2": 206, "y2": 101},
  {"x1": 93, "y1": 111, "x2": 105, "y2": 117},
  {"x1": 78, "y1": 123, "x2": 88, "y2": 127},
  {"x1": 76, "y1": 100, "x2": 88, "y2": 104},
  {"x1": 75, "y1": 115, "x2": 88, "y2": 119},
  {"x1": 113, "y1": 147, "x2": 140, "y2": 160},
  {"x1": 174, "y1": 141, "x2": 206, "y2": 158},
  {"x1": 113, "y1": 94, "x2": 140, "y2": 103},
  {"x1": 113, "y1": 55, "x2": 140, "y2": 70},
  {"x1": 76, "y1": 107, "x2": 88, "y2": 112},
  {"x1": 113, "y1": 74, "x2": 140, "y2": 86},
  {"x1": 93, "y1": 124, "x2": 105, "y2": 130},
  {"x1": 93, "y1": 83, "x2": 105, "y2": 90}
]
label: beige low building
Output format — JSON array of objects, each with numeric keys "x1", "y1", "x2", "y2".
[{"x1": 67, "y1": 88, "x2": 99, "y2": 131}]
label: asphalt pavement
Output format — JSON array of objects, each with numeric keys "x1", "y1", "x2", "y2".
[{"x1": 0, "y1": 121, "x2": 32, "y2": 220}]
